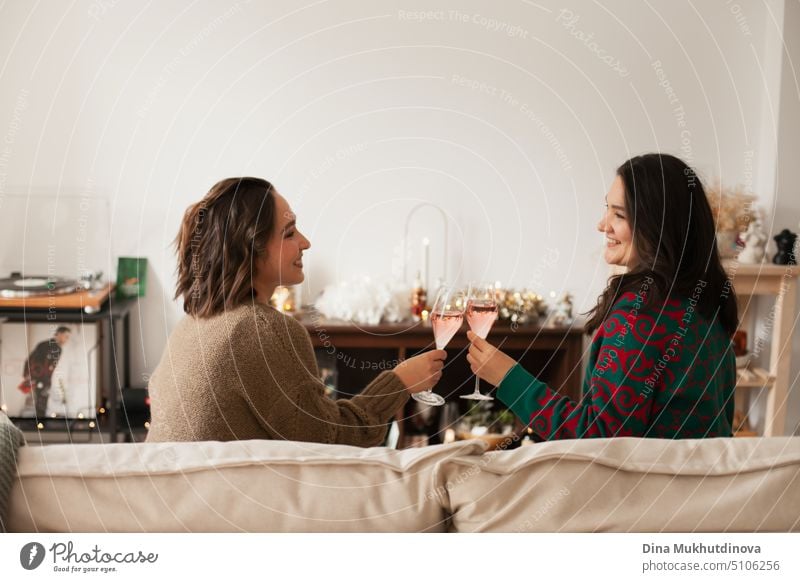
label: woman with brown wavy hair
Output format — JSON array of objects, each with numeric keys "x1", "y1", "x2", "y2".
[
  {"x1": 146, "y1": 177, "x2": 446, "y2": 445},
  {"x1": 467, "y1": 153, "x2": 738, "y2": 440}
]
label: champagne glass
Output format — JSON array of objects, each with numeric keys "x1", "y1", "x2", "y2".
[
  {"x1": 412, "y1": 285, "x2": 467, "y2": 406},
  {"x1": 462, "y1": 283, "x2": 499, "y2": 401}
]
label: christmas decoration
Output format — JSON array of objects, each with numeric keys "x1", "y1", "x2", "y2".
[
  {"x1": 551, "y1": 292, "x2": 575, "y2": 326},
  {"x1": 494, "y1": 288, "x2": 548, "y2": 325},
  {"x1": 410, "y1": 272, "x2": 427, "y2": 321},
  {"x1": 269, "y1": 286, "x2": 296, "y2": 312}
]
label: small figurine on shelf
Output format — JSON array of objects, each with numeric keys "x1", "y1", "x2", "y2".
[
  {"x1": 732, "y1": 330, "x2": 749, "y2": 367},
  {"x1": 772, "y1": 229, "x2": 797, "y2": 265},
  {"x1": 551, "y1": 292, "x2": 574, "y2": 326},
  {"x1": 733, "y1": 329, "x2": 752, "y2": 369},
  {"x1": 738, "y1": 215, "x2": 768, "y2": 264},
  {"x1": 410, "y1": 272, "x2": 427, "y2": 321}
]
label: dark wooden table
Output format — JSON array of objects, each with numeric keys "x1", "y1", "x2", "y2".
[{"x1": 301, "y1": 315, "x2": 585, "y2": 447}]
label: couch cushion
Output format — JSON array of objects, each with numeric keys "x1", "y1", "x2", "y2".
[
  {"x1": 441, "y1": 437, "x2": 800, "y2": 532},
  {"x1": 7, "y1": 439, "x2": 485, "y2": 532}
]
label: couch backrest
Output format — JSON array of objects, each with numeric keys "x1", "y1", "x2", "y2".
[
  {"x1": 8, "y1": 439, "x2": 486, "y2": 533},
  {"x1": 440, "y1": 436, "x2": 800, "y2": 532},
  {"x1": 9, "y1": 436, "x2": 800, "y2": 533}
]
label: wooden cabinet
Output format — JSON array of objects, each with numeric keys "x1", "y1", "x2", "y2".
[
  {"x1": 300, "y1": 316, "x2": 585, "y2": 446},
  {"x1": 0, "y1": 298, "x2": 137, "y2": 443}
]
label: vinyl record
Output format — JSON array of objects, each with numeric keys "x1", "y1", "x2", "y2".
[{"x1": 0, "y1": 275, "x2": 80, "y2": 298}]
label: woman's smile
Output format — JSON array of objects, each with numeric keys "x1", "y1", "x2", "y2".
[{"x1": 598, "y1": 175, "x2": 636, "y2": 267}]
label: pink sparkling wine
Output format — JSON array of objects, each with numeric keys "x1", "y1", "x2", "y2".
[
  {"x1": 431, "y1": 311, "x2": 463, "y2": 349},
  {"x1": 467, "y1": 302, "x2": 498, "y2": 338}
]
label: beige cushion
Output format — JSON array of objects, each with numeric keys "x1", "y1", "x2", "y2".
[
  {"x1": 8, "y1": 439, "x2": 485, "y2": 532},
  {"x1": 440, "y1": 437, "x2": 800, "y2": 532}
]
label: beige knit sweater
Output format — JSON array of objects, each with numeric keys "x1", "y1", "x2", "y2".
[{"x1": 146, "y1": 303, "x2": 409, "y2": 446}]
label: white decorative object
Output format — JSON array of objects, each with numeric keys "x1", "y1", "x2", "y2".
[
  {"x1": 551, "y1": 292, "x2": 574, "y2": 326},
  {"x1": 739, "y1": 215, "x2": 767, "y2": 264},
  {"x1": 315, "y1": 277, "x2": 412, "y2": 325},
  {"x1": 716, "y1": 231, "x2": 739, "y2": 259}
]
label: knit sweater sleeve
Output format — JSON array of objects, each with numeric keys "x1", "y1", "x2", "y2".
[
  {"x1": 234, "y1": 309, "x2": 409, "y2": 447},
  {"x1": 497, "y1": 295, "x2": 673, "y2": 439}
]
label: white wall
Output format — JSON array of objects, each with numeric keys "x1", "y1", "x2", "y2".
[
  {"x1": 0, "y1": 0, "x2": 796, "y2": 432},
  {"x1": 775, "y1": 0, "x2": 800, "y2": 435}
]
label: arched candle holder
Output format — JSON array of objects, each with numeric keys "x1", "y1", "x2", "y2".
[{"x1": 402, "y1": 203, "x2": 449, "y2": 289}]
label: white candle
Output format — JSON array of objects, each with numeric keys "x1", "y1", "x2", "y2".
[{"x1": 422, "y1": 237, "x2": 430, "y2": 289}]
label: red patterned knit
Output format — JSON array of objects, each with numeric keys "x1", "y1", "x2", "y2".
[{"x1": 497, "y1": 291, "x2": 736, "y2": 439}]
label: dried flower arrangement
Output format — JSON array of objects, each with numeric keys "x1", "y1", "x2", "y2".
[{"x1": 705, "y1": 181, "x2": 756, "y2": 233}]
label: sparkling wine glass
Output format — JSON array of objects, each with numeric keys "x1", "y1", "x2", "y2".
[
  {"x1": 412, "y1": 285, "x2": 467, "y2": 406},
  {"x1": 462, "y1": 283, "x2": 499, "y2": 401}
]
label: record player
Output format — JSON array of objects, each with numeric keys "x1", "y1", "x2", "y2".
[{"x1": 0, "y1": 272, "x2": 114, "y2": 313}]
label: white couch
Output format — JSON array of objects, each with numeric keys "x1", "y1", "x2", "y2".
[{"x1": 6, "y1": 436, "x2": 800, "y2": 532}]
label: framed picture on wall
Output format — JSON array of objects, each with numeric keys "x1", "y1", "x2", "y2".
[{"x1": 0, "y1": 321, "x2": 101, "y2": 420}]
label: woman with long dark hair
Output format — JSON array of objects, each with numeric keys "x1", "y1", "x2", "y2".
[
  {"x1": 467, "y1": 153, "x2": 738, "y2": 439},
  {"x1": 146, "y1": 177, "x2": 446, "y2": 445}
]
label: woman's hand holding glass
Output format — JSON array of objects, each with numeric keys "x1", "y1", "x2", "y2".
[
  {"x1": 394, "y1": 350, "x2": 448, "y2": 394},
  {"x1": 466, "y1": 330, "x2": 517, "y2": 387}
]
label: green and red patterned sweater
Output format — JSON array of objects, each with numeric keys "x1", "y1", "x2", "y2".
[{"x1": 497, "y1": 290, "x2": 736, "y2": 439}]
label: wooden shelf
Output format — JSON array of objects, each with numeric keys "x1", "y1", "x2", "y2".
[
  {"x1": 735, "y1": 367, "x2": 775, "y2": 389},
  {"x1": 722, "y1": 261, "x2": 800, "y2": 296},
  {"x1": 734, "y1": 430, "x2": 759, "y2": 438},
  {"x1": 727, "y1": 260, "x2": 798, "y2": 436}
]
